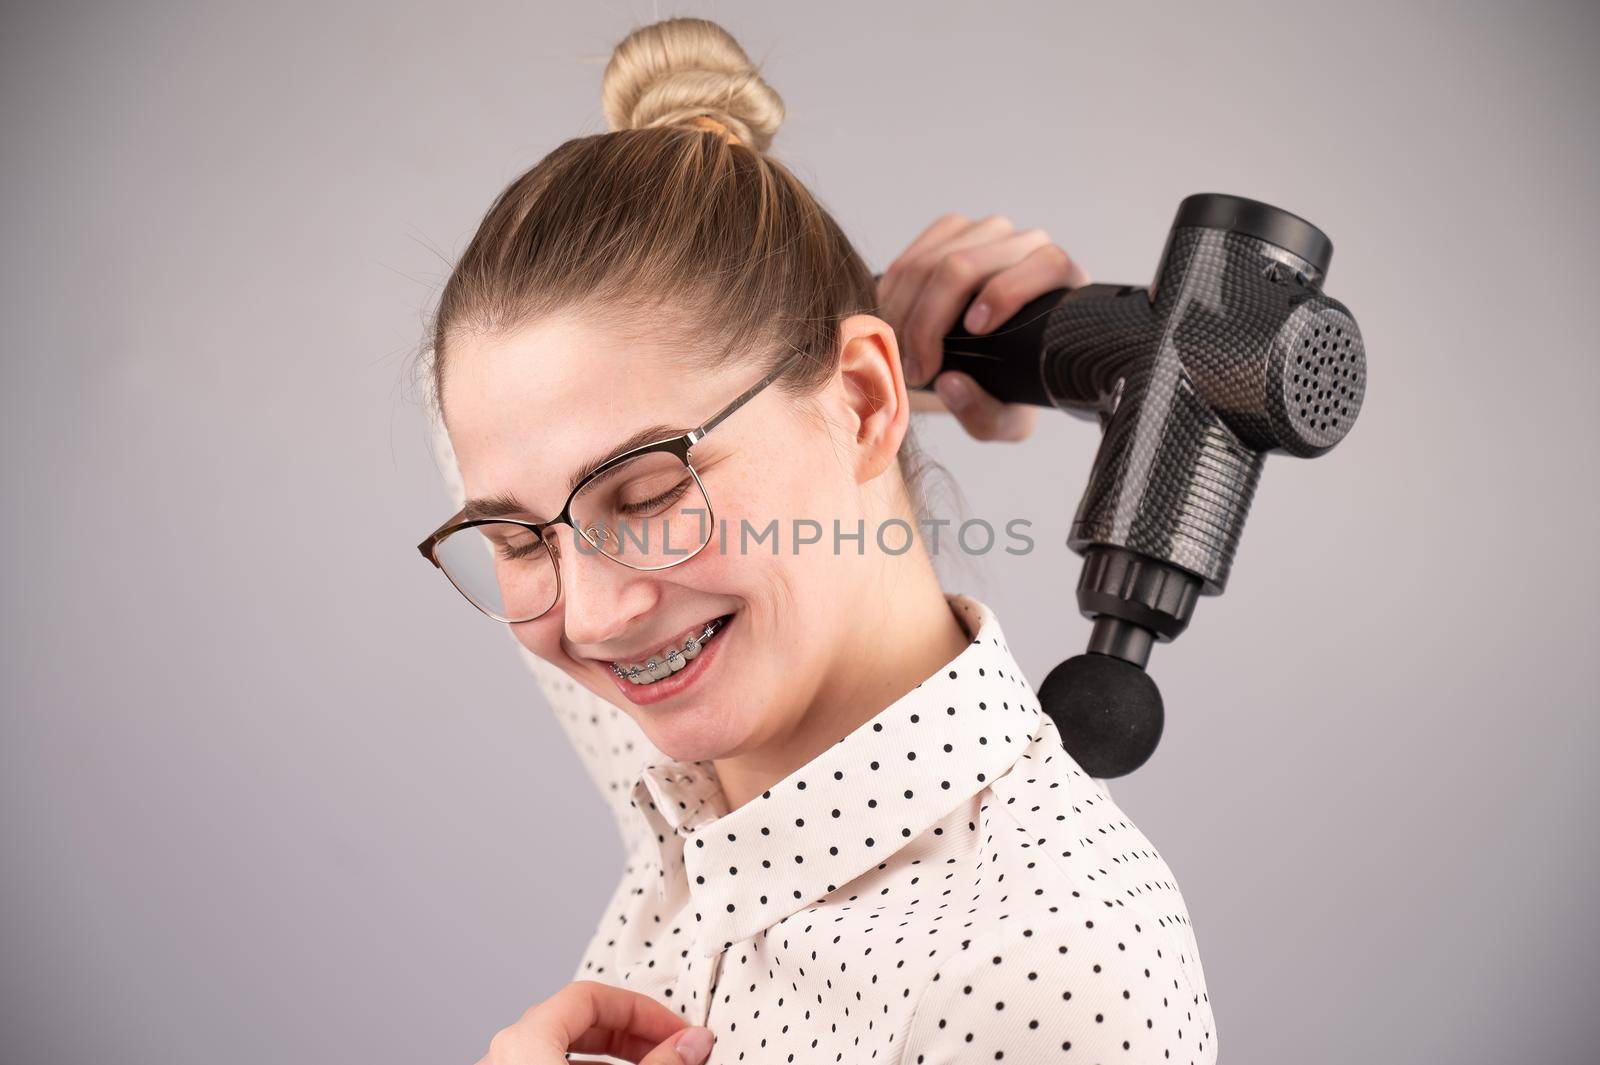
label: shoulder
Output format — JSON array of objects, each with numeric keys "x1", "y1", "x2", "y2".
[
  {"x1": 902, "y1": 910, "x2": 1216, "y2": 1064},
  {"x1": 899, "y1": 714, "x2": 1217, "y2": 1062},
  {"x1": 988, "y1": 713, "x2": 1211, "y2": 977}
]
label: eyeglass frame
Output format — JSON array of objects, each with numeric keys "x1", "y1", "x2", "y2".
[{"x1": 417, "y1": 347, "x2": 809, "y2": 623}]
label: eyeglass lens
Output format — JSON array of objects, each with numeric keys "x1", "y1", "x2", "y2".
[{"x1": 433, "y1": 450, "x2": 712, "y2": 622}]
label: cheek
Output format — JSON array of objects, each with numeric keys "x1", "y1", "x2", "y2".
[
  {"x1": 693, "y1": 430, "x2": 869, "y2": 601},
  {"x1": 724, "y1": 426, "x2": 858, "y2": 524}
]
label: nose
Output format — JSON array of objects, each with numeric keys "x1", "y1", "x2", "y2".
[{"x1": 551, "y1": 524, "x2": 657, "y2": 650}]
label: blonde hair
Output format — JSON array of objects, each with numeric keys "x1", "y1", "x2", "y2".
[{"x1": 420, "y1": 16, "x2": 940, "y2": 520}]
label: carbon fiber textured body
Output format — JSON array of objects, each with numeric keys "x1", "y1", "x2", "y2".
[{"x1": 1046, "y1": 228, "x2": 1366, "y2": 594}]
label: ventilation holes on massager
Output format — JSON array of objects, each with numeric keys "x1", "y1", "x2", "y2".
[{"x1": 1296, "y1": 322, "x2": 1357, "y2": 433}]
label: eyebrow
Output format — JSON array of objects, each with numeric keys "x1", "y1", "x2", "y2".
[{"x1": 460, "y1": 422, "x2": 692, "y2": 522}]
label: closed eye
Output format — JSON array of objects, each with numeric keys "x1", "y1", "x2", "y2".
[
  {"x1": 619, "y1": 480, "x2": 690, "y2": 516},
  {"x1": 496, "y1": 535, "x2": 550, "y2": 562}
]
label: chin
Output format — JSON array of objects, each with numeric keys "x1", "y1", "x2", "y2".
[
  {"x1": 630, "y1": 695, "x2": 745, "y2": 762},
  {"x1": 637, "y1": 669, "x2": 781, "y2": 760}
]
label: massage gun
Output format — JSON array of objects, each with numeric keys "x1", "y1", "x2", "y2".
[{"x1": 899, "y1": 193, "x2": 1367, "y2": 777}]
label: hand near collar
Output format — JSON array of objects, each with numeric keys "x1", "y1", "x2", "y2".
[{"x1": 472, "y1": 980, "x2": 716, "y2": 1065}]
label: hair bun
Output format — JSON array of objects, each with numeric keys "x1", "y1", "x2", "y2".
[{"x1": 600, "y1": 16, "x2": 784, "y2": 153}]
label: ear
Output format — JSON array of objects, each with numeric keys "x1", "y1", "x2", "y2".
[{"x1": 833, "y1": 314, "x2": 910, "y2": 485}]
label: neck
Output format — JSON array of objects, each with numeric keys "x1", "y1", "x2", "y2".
[{"x1": 711, "y1": 543, "x2": 971, "y2": 812}]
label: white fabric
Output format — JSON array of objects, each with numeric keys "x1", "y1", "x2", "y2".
[{"x1": 427, "y1": 420, "x2": 1217, "y2": 1062}]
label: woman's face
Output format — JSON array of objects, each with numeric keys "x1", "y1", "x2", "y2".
[{"x1": 442, "y1": 310, "x2": 907, "y2": 763}]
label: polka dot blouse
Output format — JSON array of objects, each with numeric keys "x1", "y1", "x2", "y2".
[{"x1": 525, "y1": 595, "x2": 1216, "y2": 1064}]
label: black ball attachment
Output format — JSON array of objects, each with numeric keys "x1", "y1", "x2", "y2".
[{"x1": 1037, "y1": 653, "x2": 1164, "y2": 778}]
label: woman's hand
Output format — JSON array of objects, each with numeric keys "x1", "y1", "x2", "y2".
[
  {"x1": 473, "y1": 980, "x2": 716, "y2": 1065},
  {"x1": 878, "y1": 214, "x2": 1092, "y2": 441}
]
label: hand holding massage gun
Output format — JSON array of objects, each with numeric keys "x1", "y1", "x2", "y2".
[{"x1": 894, "y1": 193, "x2": 1367, "y2": 777}]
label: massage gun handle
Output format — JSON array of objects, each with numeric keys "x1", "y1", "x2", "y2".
[{"x1": 873, "y1": 272, "x2": 1071, "y2": 408}]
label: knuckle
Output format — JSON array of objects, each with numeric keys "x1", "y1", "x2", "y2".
[
  {"x1": 1032, "y1": 242, "x2": 1084, "y2": 284},
  {"x1": 486, "y1": 1026, "x2": 520, "y2": 1061},
  {"x1": 936, "y1": 211, "x2": 971, "y2": 228},
  {"x1": 985, "y1": 271, "x2": 1036, "y2": 315},
  {"x1": 934, "y1": 249, "x2": 982, "y2": 285},
  {"x1": 1019, "y1": 226, "x2": 1050, "y2": 244},
  {"x1": 891, "y1": 251, "x2": 932, "y2": 288},
  {"x1": 978, "y1": 213, "x2": 1014, "y2": 232},
  {"x1": 1039, "y1": 242, "x2": 1074, "y2": 268},
  {"x1": 981, "y1": 274, "x2": 1018, "y2": 307},
  {"x1": 519, "y1": 987, "x2": 568, "y2": 1025}
]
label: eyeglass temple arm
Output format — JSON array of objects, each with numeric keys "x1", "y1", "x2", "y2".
[{"x1": 687, "y1": 350, "x2": 805, "y2": 445}]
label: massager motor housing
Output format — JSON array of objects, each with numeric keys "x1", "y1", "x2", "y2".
[{"x1": 913, "y1": 193, "x2": 1368, "y2": 777}]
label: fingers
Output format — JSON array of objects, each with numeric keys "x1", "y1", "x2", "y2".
[
  {"x1": 963, "y1": 241, "x2": 1092, "y2": 337},
  {"x1": 641, "y1": 1025, "x2": 716, "y2": 1065},
  {"x1": 878, "y1": 212, "x2": 972, "y2": 315},
  {"x1": 876, "y1": 214, "x2": 1011, "y2": 378},
  {"x1": 556, "y1": 982, "x2": 687, "y2": 1062},
  {"x1": 899, "y1": 228, "x2": 1053, "y2": 385},
  {"x1": 877, "y1": 212, "x2": 1088, "y2": 444},
  {"x1": 483, "y1": 980, "x2": 690, "y2": 1064},
  {"x1": 933, "y1": 371, "x2": 1040, "y2": 442},
  {"x1": 909, "y1": 368, "x2": 1040, "y2": 442},
  {"x1": 883, "y1": 211, "x2": 979, "y2": 316}
]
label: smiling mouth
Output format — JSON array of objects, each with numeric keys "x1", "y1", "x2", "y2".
[{"x1": 608, "y1": 614, "x2": 732, "y2": 684}]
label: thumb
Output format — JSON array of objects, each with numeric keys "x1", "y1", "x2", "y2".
[
  {"x1": 643, "y1": 1025, "x2": 716, "y2": 1065},
  {"x1": 934, "y1": 371, "x2": 1039, "y2": 442}
]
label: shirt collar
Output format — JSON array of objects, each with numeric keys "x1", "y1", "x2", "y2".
[{"x1": 627, "y1": 593, "x2": 1045, "y2": 956}]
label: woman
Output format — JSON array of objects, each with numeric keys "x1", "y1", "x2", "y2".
[{"x1": 416, "y1": 17, "x2": 1215, "y2": 1065}]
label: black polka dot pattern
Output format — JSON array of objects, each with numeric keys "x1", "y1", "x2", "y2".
[{"x1": 539, "y1": 592, "x2": 1217, "y2": 1063}]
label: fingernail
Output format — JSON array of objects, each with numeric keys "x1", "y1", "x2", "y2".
[
  {"x1": 675, "y1": 1026, "x2": 715, "y2": 1065},
  {"x1": 936, "y1": 374, "x2": 972, "y2": 412},
  {"x1": 964, "y1": 301, "x2": 991, "y2": 333}
]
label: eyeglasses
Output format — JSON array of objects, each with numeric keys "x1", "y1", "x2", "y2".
[{"x1": 418, "y1": 349, "x2": 806, "y2": 623}]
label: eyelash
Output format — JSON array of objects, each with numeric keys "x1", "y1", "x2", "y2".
[
  {"x1": 619, "y1": 480, "x2": 690, "y2": 516},
  {"x1": 497, "y1": 538, "x2": 548, "y2": 562},
  {"x1": 490, "y1": 479, "x2": 688, "y2": 558}
]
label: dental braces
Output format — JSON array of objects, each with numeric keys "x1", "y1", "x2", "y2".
[{"x1": 610, "y1": 616, "x2": 727, "y2": 681}]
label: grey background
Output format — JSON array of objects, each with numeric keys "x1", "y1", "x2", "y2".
[{"x1": 3, "y1": 1, "x2": 1596, "y2": 1062}]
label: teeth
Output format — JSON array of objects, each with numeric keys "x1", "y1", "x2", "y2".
[{"x1": 612, "y1": 616, "x2": 727, "y2": 684}]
